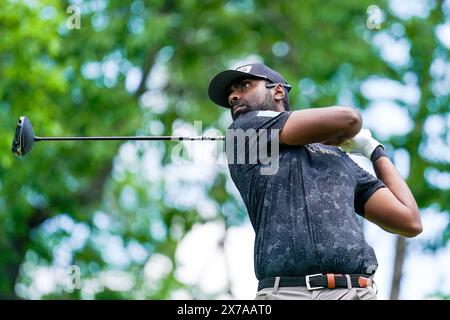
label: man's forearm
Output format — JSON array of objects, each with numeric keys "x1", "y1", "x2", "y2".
[
  {"x1": 280, "y1": 106, "x2": 362, "y2": 146},
  {"x1": 372, "y1": 156, "x2": 421, "y2": 224}
]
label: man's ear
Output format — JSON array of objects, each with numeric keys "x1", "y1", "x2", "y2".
[{"x1": 273, "y1": 84, "x2": 285, "y2": 101}]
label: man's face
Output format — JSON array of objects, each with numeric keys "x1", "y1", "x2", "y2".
[{"x1": 227, "y1": 78, "x2": 276, "y2": 120}]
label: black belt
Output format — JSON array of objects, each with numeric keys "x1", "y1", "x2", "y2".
[{"x1": 258, "y1": 274, "x2": 372, "y2": 291}]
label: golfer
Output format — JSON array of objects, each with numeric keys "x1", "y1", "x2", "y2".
[{"x1": 208, "y1": 63, "x2": 422, "y2": 300}]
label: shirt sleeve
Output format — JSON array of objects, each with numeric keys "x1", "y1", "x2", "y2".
[
  {"x1": 226, "y1": 110, "x2": 291, "y2": 206},
  {"x1": 350, "y1": 160, "x2": 386, "y2": 217},
  {"x1": 230, "y1": 110, "x2": 291, "y2": 135},
  {"x1": 226, "y1": 110, "x2": 291, "y2": 167}
]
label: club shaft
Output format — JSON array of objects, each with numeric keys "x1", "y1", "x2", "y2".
[{"x1": 34, "y1": 136, "x2": 225, "y2": 141}]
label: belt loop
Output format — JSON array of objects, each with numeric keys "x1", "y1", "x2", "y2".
[
  {"x1": 345, "y1": 274, "x2": 352, "y2": 289},
  {"x1": 326, "y1": 273, "x2": 335, "y2": 289},
  {"x1": 372, "y1": 278, "x2": 378, "y2": 294},
  {"x1": 272, "y1": 276, "x2": 281, "y2": 295}
]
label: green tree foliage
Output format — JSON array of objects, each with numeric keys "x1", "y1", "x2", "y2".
[{"x1": 0, "y1": 0, "x2": 448, "y2": 299}]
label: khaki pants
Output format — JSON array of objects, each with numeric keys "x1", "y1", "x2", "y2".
[{"x1": 255, "y1": 286, "x2": 377, "y2": 300}]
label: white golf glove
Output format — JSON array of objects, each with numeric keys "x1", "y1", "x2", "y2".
[{"x1": 339, "y1": 129, "x2": 383, "y2": 159}]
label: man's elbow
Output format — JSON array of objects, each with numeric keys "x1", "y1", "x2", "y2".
[
  {"x1": 339, "y1": 106, "x2": 362, "y2": 137},
  {"x1": 400, "y1": 215, "x2": 423, "y2": 238}
]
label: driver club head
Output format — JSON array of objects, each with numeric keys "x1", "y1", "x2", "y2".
[{"x1": 12, "y1": 116, "x2": 35, "y2": 156}]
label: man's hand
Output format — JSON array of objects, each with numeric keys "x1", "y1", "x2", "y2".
[{"x1": 339, "y1": 129, "x2": 383, "y2": 159}]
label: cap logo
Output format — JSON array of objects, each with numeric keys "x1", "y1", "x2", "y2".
[{"x1": 236, "y1": 65, "x2": 252, "y2": 73}]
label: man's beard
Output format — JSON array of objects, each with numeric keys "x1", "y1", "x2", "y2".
[{"x1": 231, "y1": 91, "x2": 277, "y2": 121}]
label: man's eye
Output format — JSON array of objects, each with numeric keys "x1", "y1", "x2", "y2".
[{"x1": 240, "y1": 82, "x2": 250, "y2": 90}]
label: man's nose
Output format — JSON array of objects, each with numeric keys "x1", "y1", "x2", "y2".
[{"x1": 228, "y1": 91, "x2": 240, "y2": 107}]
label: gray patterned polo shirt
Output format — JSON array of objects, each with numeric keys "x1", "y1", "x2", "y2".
[{"x1": 226, "y1": 110, "x2": 386, "y2": 280}]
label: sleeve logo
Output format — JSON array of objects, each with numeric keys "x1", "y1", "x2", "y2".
[{"x1": 256, "y1": 111, "x2": 281, "y2": 118}]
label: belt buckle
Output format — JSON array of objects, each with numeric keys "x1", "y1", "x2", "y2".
[{"x1": 305, "y1": 273, "x2": 324, "y2": 291}]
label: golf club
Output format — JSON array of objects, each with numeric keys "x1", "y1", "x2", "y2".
[{"x1": 12, "y1": 116, "x2": 225, "y2": 157}]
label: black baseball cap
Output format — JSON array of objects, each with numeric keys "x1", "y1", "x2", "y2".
[{"x1": 208, "y1": 63, "x2": 292, "y2": 108}]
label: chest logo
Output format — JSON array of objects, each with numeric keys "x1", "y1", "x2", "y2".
[{"x1": 306, "y1": 145, "x2": 341, "y2": 157}]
